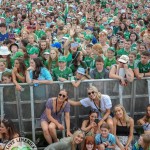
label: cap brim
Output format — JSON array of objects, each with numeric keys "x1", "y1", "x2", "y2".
[{"x1": 118, "y1": 59, "x2": 127, "y2": 63}]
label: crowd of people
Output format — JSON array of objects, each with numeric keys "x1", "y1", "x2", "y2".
[
  {"x1": 0, "y1": 0, "x2": 150, "y2": 149},
  {"x1": 0, "y1": 87, "x2": 150, "y2": 149}
]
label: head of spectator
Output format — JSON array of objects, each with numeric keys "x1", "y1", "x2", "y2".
[
  {"x1": 58, "y1": 56, "x2": 67, "y2": 70},
  {"x1": 107, "y1": 47, "x2": 115, "y2": 59},
  {"x1": 0, "y1": 118, "x2": 19, "y2": 141},
  {"x1": 28, "y1": 47, "x2": 39, "y2": 59},
  {"x1": 141, "y1": 51, "x2": 150, "y2": 65},
  {"x1": 0, "y1": 23, "x2": 7, "y2": 34},
  {"x1": 1, "y1": 71, "x2": 12, "y2": 84},
  {"x1": 83, "y1": 136, "x2": 96, "y2": 150}
]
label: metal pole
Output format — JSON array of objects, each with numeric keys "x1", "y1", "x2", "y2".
[
  {"x1": 118, "y1": 84, "x2": 123, "y2": 105},
  {"x1": 147, "y1": 79, "x2": 150, "y2": 104},
  {"x1": 15, "y1": 90, "x2": 24, "y2": 136},
  {"x1": 0, "y1": 87, "x2": 4, "y2": 120},
  {"x1": 130, "y1": 80, "x2": 136, "y2": 118},
  {"x1": 30, "y1": 85, "x2": 35, "y2": 142}
]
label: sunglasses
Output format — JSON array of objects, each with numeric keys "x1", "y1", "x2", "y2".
[
  {"x1": 88, "y1": 91, "x2": 95, "y2": 95},
  {"x1": 58, "y1": 93, "x2": 66, "y2": 98}
]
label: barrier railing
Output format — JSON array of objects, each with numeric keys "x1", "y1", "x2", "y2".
[{"x1": 0, "y1": 78, "x2": 150, "y2": 143}]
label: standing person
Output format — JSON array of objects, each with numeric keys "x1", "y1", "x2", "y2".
[
  {"x1": 113, "y1": 104, "x2": 134, "y2": 150},
  {"x1": 44, "y1": 130, "x2": 85, "y2": 150},
  {"x1": 12, "y1": 58, "x2": 26, "y2": 91},
  {"x1": 137, "y1": 104, "x2": 150, "y2": 134},
  {"x1": 109, "y1": 55, "x2": 134, "y2": 86},
  {"x1": 40, "y1": 89, "x2": 72, "y2": 144},
  {"x1": 26, "y1": 57, "x2": 53, "y2": 84},
  {"x1": 69, "y1": 86, "x2": 113, "y2": 133},
  {"x1": 0, "y1": 118, "x2": 19, "y2": 150},
  {"x1": 95, "y1": 123, "x2": 116, "y2": 150},
  {"x1": 133, "y1": 134, "x2": 150, "y2": 150}
]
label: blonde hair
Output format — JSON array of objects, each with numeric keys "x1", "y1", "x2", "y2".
[
  {"x1": 141, "y1": 134, "x2": 150, "y2": 150},
  {"x1": 87, "y1": 86, "x2": 101, "y2": 100},
  {"x1": 71, "y1": 130, "x2": 85, "y2": 150},
  {"x1": 114, "y1": 104, "x2": 130, "y2": 127}
]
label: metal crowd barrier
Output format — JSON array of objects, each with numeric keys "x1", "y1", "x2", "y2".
[{"x1": 0, "y1": 78, "x2": 150, "y2": 143}]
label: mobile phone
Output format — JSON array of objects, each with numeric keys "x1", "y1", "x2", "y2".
[{"x1": 95, "y1": 118, "x2": 99, "y2": 124}]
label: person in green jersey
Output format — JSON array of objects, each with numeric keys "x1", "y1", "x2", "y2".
[
  {"x1": 128, "y1": 52, "x2": 136, "y2": 70},
  {"x1": 52, "y1": 56, "x2": 73, "y2": 81},
  {"x1": 84, "y1": 44, "x2": 93, "y2": 68},
  {"x1": 134, "y1": 51, "x2": 150, "y2": 79},
  {"x1": 104, "y1": 47, "x2": 116, "y2": 70},
  {"x1": 90, "y1": 56, "x2": 109, "y2": 79},
  {"x1": 117, "y1": 39, "x2": 132, "y2": 56}
]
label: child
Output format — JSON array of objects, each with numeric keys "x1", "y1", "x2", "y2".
[
  {"x1": 9, "y1": 43, "x2": 19, "y2": 57},
  {"x1": 128, "y1": 52, "x2": 136, "y2": 70},
  {"x1": 104, "y1": 47, "x2": 116, "y2": 70},
  {"x1": 133, "y1": 134, "x2": 150, "y2": 150},
  {"x1": 95, "y1": 123, "x2": 116, "y2": 150},
  {"x1": 83, "y1": 136, "x2": 96, "y2": 150},
  {"x1": 1, "y1": 71, "x2": 12, "y2": 83},
  {"x1": 137, "y1": 104, "x2": 150, "y2": 134}
]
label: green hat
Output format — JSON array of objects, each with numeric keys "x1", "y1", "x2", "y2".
[
  {"x1": 43, "y1": 49, "x2": 50, "y2": 55},
  {"x1": 48, "y1": 6, "x2": 54, "y2": 12},
  {"x1": 108, "y1": 47, "x2": 115, "y2": 52},
  {"x1": 28, "y1": 47, "x2": 39, "y2": 55},
  {"x1": 58, "y1": 56, "x2": 67, "y2": 62},
  {"x1": 13, "y1": 51, "x2": 24, "y2": 60},
  {"x1": 84, "y1": 35, "x2": 91, "y2": 40}
]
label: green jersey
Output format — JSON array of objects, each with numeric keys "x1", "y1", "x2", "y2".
[
  {"x1": 117, "y1": 48, "x2": 129, "y2": 56},
  {"x1": 134, "y1": 61, "x2": 150, "y2": 73},
  {"x1": 52, "y1": 67, "x2": 73, "y2": 81},
  {"x1": 84, "y1": 56, "x2": 93, "y2": 67},
  {"x1": 104, "y1": 57, "x2": 116, "y2": 68}
]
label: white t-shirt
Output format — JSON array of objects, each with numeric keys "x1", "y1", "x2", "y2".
[{"x1": 80, "y1": 94, "x2": 112, "y2": 119}]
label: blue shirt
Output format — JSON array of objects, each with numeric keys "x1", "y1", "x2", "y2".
[
  {"x1": 29, "y1": 67, "x2": 52, "y2": 80},
  {"x1": 0, "y1": 32, "x2": 9, "y2": 42},
  {"x1": 95, "y1": 133, "x2": 116, "y2": 150}
]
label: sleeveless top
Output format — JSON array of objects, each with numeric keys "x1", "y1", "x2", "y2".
[{"x1": 116, "y1": 119, "x2": 130, "y2": 136}]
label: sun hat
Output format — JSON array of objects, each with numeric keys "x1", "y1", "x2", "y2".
[
  {"x1": 77, "y1": 67, "x2": 85, "y2": 75},
  {"x1": 0, "y1": 46, "x2": 11, "y2": 55},
  {"x1": 58, "y1": 56, "x2": 67, "y2": 62},
  {"x1": 118, "y1": 55, "x2": 129, "y2": 64}
]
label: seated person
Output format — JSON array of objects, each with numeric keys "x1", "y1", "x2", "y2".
[
  {"x1": 81, "y1": 109, "x2": 98, "y2": 137},
  {"x1": 82, "y1": 136, "x2": 96, "y2": 150},
  {"x1": 0, "y1": 118, "x2": 19, "y2": 150},
  {"x1": 71, "y1": 67, "x2": 90, "y2": 88},
  {"x1": 52, "y1": 56, "x2": 73, "y2": 81},
  {"x1": 95, "y1": 123, "x2": 116, "y2": 150},
  {"x1": 113, "y1": 104, "x2": 134, "y2": 150},
  {"x1": 134, "y1": 51, "x2": 150, "y2": 79},
  {"x1": 137, "y1": 104, "x2": 150, "y2": 134},
  {"x1": 133, "y1": 134, "x2": 150, "y2": 150},
  {"x1": 109, "y1": 55, "x2": 134, "y2": 86},
  {"x1": 90, "y1": 56, "x2": 109, "y2": 79}
]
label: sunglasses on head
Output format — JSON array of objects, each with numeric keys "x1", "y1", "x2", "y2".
[
  {"x1": 58, "y1": 93, "x2": 66, "y2": 98},
  {"x1": 88, "y1": 91, "x2": 95, "y2": 95}
]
